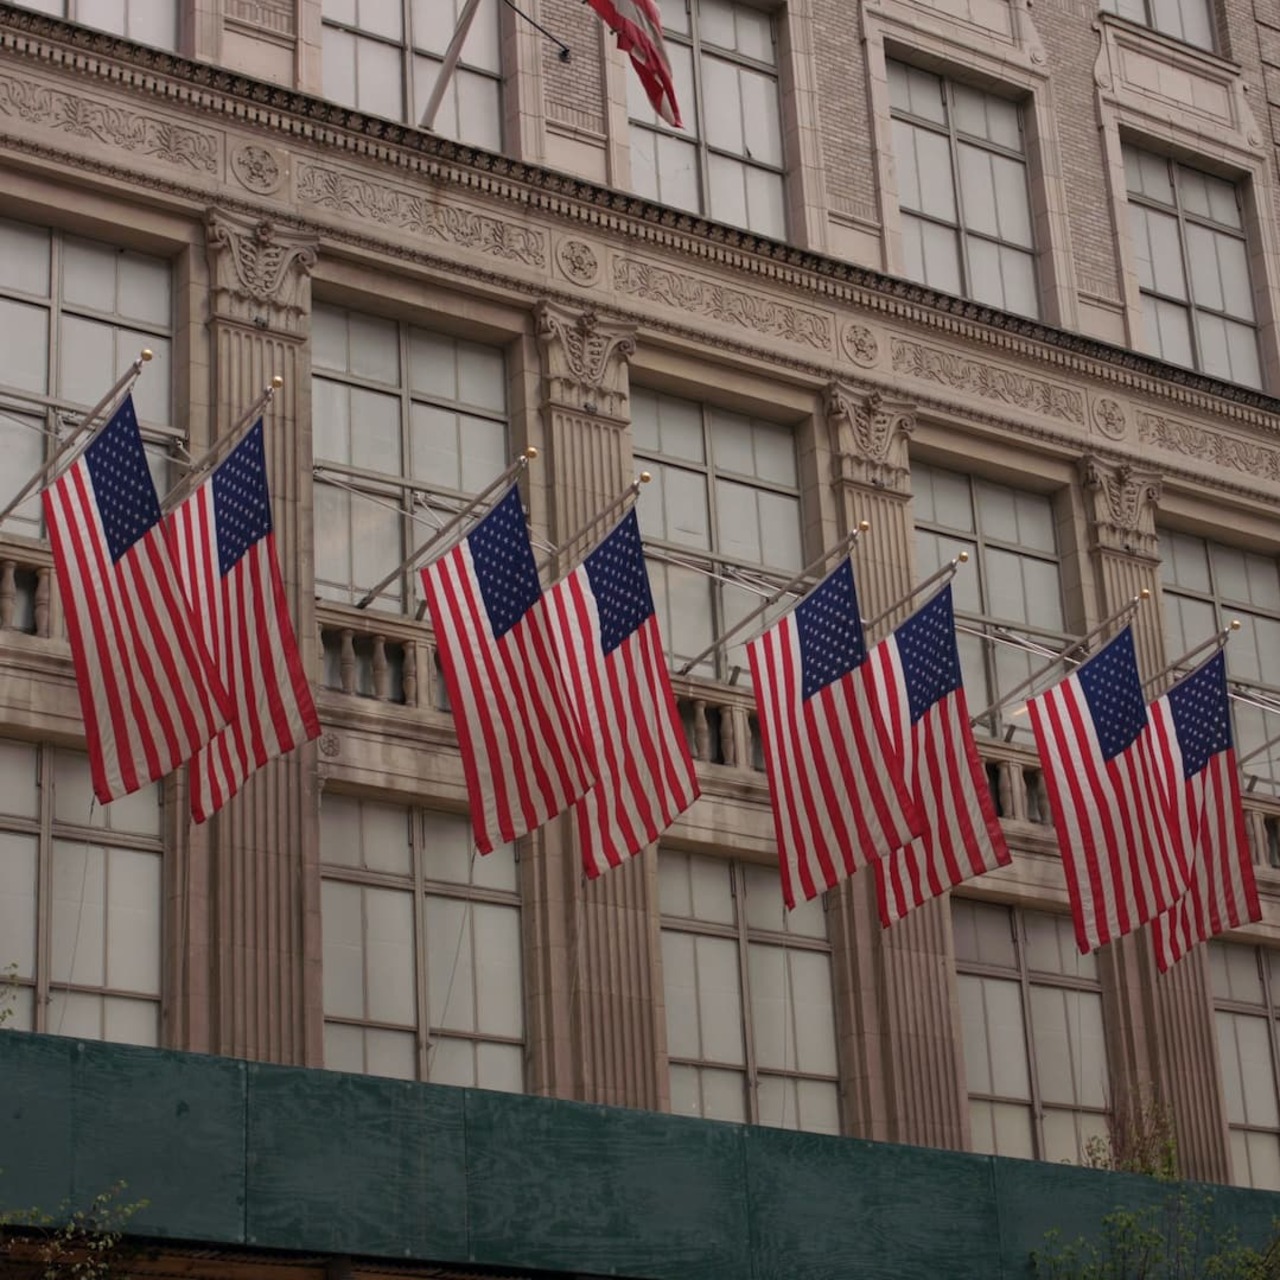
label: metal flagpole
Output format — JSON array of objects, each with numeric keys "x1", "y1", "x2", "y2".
[
  {"x1": 160, "y1": 377, "x2": 283, "y2": 514},
  {"x1": 355, "y1": 446, "x2": 538, "y2": 609},
  {"x1": 0, "y1": 348, "x2": 152, "y2": 528},
  {"x1": 538, "y1": 472, "x2": 651, "y2": 574},
  {"x1": 863, "y1": 551, "x2": 969, "y2": 637},
  {"x1": 676, "y1": 521, "x2": 870, "y2": 677},
  {"x1": 1141, "y1": 620, "x2": 1240, "y2": 694},
  {"x1": 420, "y1": 0, "x2": 484, "y2": 130},
  {"x1": 968, "y1": 588, "x2": 1150, "y2": 728}
]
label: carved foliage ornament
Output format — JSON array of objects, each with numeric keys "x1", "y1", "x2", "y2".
[
  {"x1": 1138, "y1": 412, "x2": 1280, "y2": 484},
  {"x1": 826, "y1": 382, "x2": 914, "y2": 492},
  {"x1": 206, "y1": 208, "x2": 317, "y2": 330},
  {"x1": 1080, "y1": 455, "x2": 1162, "y2": 558},
  {"x1": 536, "y1": 302, "x2": 636, "y2": 418}
]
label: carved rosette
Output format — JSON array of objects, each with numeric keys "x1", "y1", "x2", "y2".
[
  {"x1": 1081, "y1": 455, "x2": 1163, "y2": 560},
  {"x1": 536, "y1": 301, "x2": 637, "y2": 420},
  {"x1": 206, "y1": 207, "x2": 318, "y2": 333},
  {"x1": 826, "y1": 381, "x2": 914, "y2": 494}
]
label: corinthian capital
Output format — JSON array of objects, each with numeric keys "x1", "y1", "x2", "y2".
[
  {"x1": 535, "y1": 301, "x2": 636, "y2": 420},
  {"x1": 1081, "y1": 454, "x2": 1163, "y2": 559},
  {"x1": 206, "y1": 208, "x2": 318, "y2": 334},
  {"x1": 825, "y1": 381, "x2": 914, "y2": 494}
]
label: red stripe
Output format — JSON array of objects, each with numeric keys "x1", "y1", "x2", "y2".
[
  {"x1": 521, "y1": 596, "x2": 587, "y2": 803},
  {"x1": 127, "y1": 538, "x2": 194, "y2": 761}
]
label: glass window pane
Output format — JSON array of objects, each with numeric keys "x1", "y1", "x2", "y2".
[
  {"x1": 50, "y1": 842, "x2": 106, "y2": 988},
  {"x1": 0, "y1": 298, "x2": 50, "y2": 395},
  {"x1": 321, "y1": 880, "x2": 365, "y2": 1019},
  {"x1": 105, "y1": 848, "x2": 161, "y2": 995},
  {"x1": 0, "y1": 217, "x2": 51, "y2": 296},
  {"x1": 0, "y1": 832, "x2": 37, "y2": 979},
  {"x1": 425, "y1": 895, "x2": 473, "y2": 1031},
  {"x1": 472, "y1": 902, "x2": 522, "y2": 1038}
]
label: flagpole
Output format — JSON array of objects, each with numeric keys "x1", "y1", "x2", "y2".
[
  {"x1": 968, "y1": 588, "x2": 1150, "y2": 728},
  {"x1": 420, "y1": 0, "x2": 484, "y2": 130},
  {"x1": 160, "y1": 377, "x2": 283, "y2": 514},
  {"x1": 0, "y1": 348, "x2": 152, "y2": 528},
  {"x1": 1141, "y1": 620, "x2": 1240, "y2": 694},
  {"x1": 677, "y1": 521, "x2": 869, "y2": 677},
  {"x1": 863, "y1": 552, "x2": 969, "y2": 637},
  {"x1": 539, "y1": 472, "x2": 651, "y2": 574},
  {"x1": 355, "y1": 447, "x2": 538, "y2": 609}
]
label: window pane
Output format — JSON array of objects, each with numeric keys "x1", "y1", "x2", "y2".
[
  {"x1": 321, "y1": 880, "x2": 365, "y2": 1020},
  {"x1": 0, "y1": 298, "x2": 49, "y2": 395},
  {"x1": 0, "y1": 217, "x2": 51, "y2": 296},
  {"x1": 970, "y1": 1098, "x2": 1035, "y2": 1158},
  {"x1": 472, "y1": 902, "x2": 522, "y2": 1038},
  {"x1": 0, "y1": 832, "x2": 37, "y2": 979},
  {"x1": 425, "y1": 895, "x2": 473, "y2": 1031}
]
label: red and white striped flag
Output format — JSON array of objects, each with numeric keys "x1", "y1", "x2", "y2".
[
  {"x1": 43, "y1": 395, "x2": 230, "y2": 804},
  {"x1": 747, "y1": 558, "x2": 922, "y2": 910},
  {"x1": 587, "y1": 0, "x2": 683, "y2": 127},
  {"x1": 423, "y1": 485, "x2": 595, "y2": 854},
  {"x1": 866, "y1": 586, "x2": 1011, "y2": 926},
  {"x1": 168, "y1": 420, "x2": 320, "y2": 822},
  {"x1": 1149, "y1": 651, "x2": 1259, "y2": 970},
  {"x1": 1027, "y1": 627, "x2": 1190, "y2": 954},
  {"x1": 546, "y1": 510, "x2": 699, "y2": 878}
]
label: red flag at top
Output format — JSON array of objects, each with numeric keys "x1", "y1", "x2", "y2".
[{"x1": 587, "y1": 0, "x2": 683, "y2": 127}]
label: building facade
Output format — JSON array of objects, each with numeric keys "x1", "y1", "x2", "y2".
[{"x1": 0, "y1": 0, "x2": 1279, "y2": 1200}]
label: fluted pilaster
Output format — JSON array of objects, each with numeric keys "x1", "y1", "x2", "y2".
[
  {"x1": 202, "y1": 208, "x2": 320, "y2": 1065},
  {"x1": 1081, "y1": 454, "x2": 1229, "y2": 1182}
]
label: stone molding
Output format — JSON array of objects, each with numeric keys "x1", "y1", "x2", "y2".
[
  {"x1": 536, "y1": 301, "x2": 636, "y2": 419},
  {"x1": 826, "y1": 382, "x2": 914, "y2": 493},
  {"x1": 206, "y1": 208, "x2": 317, "y2": 333},
  {"x1": 1080, "y1": 454, "x2": 1163, "y2": 560}
]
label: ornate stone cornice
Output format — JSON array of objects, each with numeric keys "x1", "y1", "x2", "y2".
[
  {"x1": 535, "y1": 301, "x2": 636, "y2": 419},
  {"x1": 826, "y1": 382, "x2": 914, "y2": 494},
  {"x1": 1081, "y1": 455, "x2": 1163, "y2": 560},
  {"x1": 206, "y1": 208, "x2": 317, "y2": 332}
]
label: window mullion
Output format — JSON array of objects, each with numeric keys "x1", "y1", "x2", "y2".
[
  {"x1": 1170, "y1": 163, "x2": 1206, "y2": 374},
  {"x1": 413, "y1": 811, "x2": 431, "y2": 1082},
  {"x1": 732, "y1": 865, "x2": 761, "y2": 1123},
  {"x1": 1013, "y1": 911, "x2": 1047, "y2": 1157},
  {"x1": 35, "y1": 744, "x2": 53, "y2": 1032}
]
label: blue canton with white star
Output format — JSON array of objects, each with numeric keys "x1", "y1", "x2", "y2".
[
  {"x1": 796, "y1": 559, "x2": 867, "y2": 701},
  {"x1": 83, "y1": 395, "x2": 161, "y2": 565},
  {"x1": 1077, "y1": 627, "x2": 1148, "y2": 762},
  {"x1": 1167, "y1": 649, "x2": 1233, "y2": 779},
  {"x1": 470, "y1": 486, "x2": 541, "y2": 640},
  {"x1": 583, "y1": 509, "x2": 654, "y2": 656},
  {"x1": 212, "y1": 419, "x2": 273, "y2": 578},
  {"x1": 896, "y1": 585, "x2": 963, "y2": 724}
]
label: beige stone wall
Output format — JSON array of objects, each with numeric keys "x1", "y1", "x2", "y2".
[{"x1": 0, "y1": 0, "x2": 1278, "y2": 1182}]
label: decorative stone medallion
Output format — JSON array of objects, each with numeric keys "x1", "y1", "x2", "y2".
[
  {"x1": 1091, "y1": 395, "x2": 1127, "y2": 441},
  {"x1": 842, "y1": 322, "x2": 880, "y2": 369},
  {"x1": 231, "y1": 143, "x2": 285, "y2": 195},
  {"x1": 555, "y1": 238, "x2": 601, "y2": 287}
]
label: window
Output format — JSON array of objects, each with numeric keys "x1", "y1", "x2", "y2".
[
  {"x1": 912, "y1": 462, "x2": 1067, "y2": 743},
  {"x1": 320, "y1": 795, "x2": 524, "y2": 1090},
  {"x1": 1124, "y1": 146, "x2": 1260, "y2": 388},
  {"x1": 1100, "y1": 0, "x2": 1213, "y2": 51},
  {"x1": 0, "y1": 217, "x2": 174, "y2": 548},
  {"x1": 0, "y1": 739, "x2": 163, "y2": 1046},
  {"x1": 628, "y1": 0, "x2": 786, "y2": 238},
  {"x1": 1160, "y1": 531, "x2": 1280, "y2": 796},
  {"x1": 659, "y1": 849, "x2": 840, "y2": 1133},
  {"x1": 632, "y1": 387, "x2": 803, "y2": 679},
  {"x1": 321, "y1": 0, "x2": 502, "y2": 151},
  {"x1": 1210, "y1": 942, "x2": 1280, "y2": 1190},
  {"x1": 311, "y1": 304, "x2": 508, "y2": 616},
  {"x1": 888, "y1": 62, "x2": 1039, "y2": 318},
  {"x1": 10, "y1": 0, "x2": 178, "y2": 49},
  {"x1": 953, "y1": 899, "x2": 1109, "y2": 1162}
]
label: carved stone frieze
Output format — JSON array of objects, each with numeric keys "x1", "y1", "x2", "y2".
[
  {"x1": 225, "y1": 0, "x2": 295, "y2": 34},
  {"x1": 0, "y1": 71, "x2": 218, "y2": 173},
  {"x1": 891, "y1": 338, "x2": 1085, "y2": 425},
  {"x1": 206, "y1": 208, "x2": 317, "y2": 332},
  {"x1": 296, "y1": 163, "x2": 546, "y2": 267},
  {"x1": 1138, "y1": 411, "x2": 1280, "y2": 482},
  {"x1": 826, "y1": 381, "x2": 914, "y2": 493},
  {"x1": 1081, "y1": 454, "x2": 1163, "y2": 560},
  {"x1": 536, "y1": 301, "x2": 636, "y2": 419},
  {"x1": 612, "y1": 258, "x2": 831, "y2": 351}
]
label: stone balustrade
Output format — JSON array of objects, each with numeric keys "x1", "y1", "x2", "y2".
[{"x1": 0, "y1": 549, "x2": 51, "y2": 638}]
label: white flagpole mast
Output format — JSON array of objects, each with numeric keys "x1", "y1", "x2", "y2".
[
  {"x1": 863, "y1": 552, "x2": 969, "y2": 638},
  {"x1": 0, "y1": 348, "x2": 152, "y2": 528},
  {"x1": 1141, "y1": 620, "x2": 1240, "y2": 695},
  {"x1": 420, "y1": 0, "x2": 484, "y2": 131},
  {"x1": 538, "y1": 472, "x2": 651, "y2": 575},
  {"x1": 160, "y1": 377, "x2": 283, "y2": 515}
]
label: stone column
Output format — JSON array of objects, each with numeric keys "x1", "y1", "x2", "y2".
[
  {"x1": 203, "y1": 208, "x2": 321, "y2": 1066},
  {"x1": 1080, "y1": 455, "x2": 1230, "y2": 1183},
  {"x1": 824, "y1": 382, "x2": 969, "y2": 1150},
  {"x1": 525, "y1": 301, "x2": 662, "y2": 1108}
]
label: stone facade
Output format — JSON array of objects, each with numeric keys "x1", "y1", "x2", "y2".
[{"x1": 1, "y1": 0, "x2": 1279, "y2": 1186}]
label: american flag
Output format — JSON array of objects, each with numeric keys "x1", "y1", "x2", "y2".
[
  {"x1": 43, "y1": 395, "x2": 230, "y2": 804},
  {"x1": 422, "y1": 485, "x2": 595, "y2": 854},
  {"x1": 1149, "y1": 651, "x2": 1260, "y2": 970},
  {"x1": 168, "y1": 420, "x2": 320, "y2": 822},
  {"x1": 866, "y1": 586, "x2": 1011, "y2": 926},
  {"x1": 587, "y1": 0, "x2": 683, "y2": 126},
  {"x1": 747, "y1": 558, "x2": 922, "y2": 909},
  {"x1": 1027, "y1": 626, "x2": 1190, "y2": 954},
  {"x1": 546, "y1": 510, "x2": 699, "y2": 877}
]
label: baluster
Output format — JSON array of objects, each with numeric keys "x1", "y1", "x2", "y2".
[
  {"x1": 718, "y1": 705, "x2": 740, "y2": 769},
  {"x1": 403, "y1": 641, "x2": 418, "y2": 707},
  {"x1": 339, "y1": 628, "x2": 356, "y2": 695},
  {"x1": 0, "y1": 561, "x2": 14, "y2": 631},
  {"x1": 692, "y1": 699, "x2": 711, "y2": 763},
  {"x1": 372, "y1": 635, "x2": 389, "y2": 701},
  {"x1": 1246, "y1": 809, "x2": 1267, "y2": 867},
  {"x1": 34, "y1": 566, "x2": 50, "y2": 639},
  {"x1": 998, "y1": 761, "x2": 1021, "y2": 822}
]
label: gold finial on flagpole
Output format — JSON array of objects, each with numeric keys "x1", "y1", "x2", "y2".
[
  {"x1": 141, "y1": 348, "x2": 154, "y2": 362},
  {"x1": 1231, "y1": 618, "x2": 1242, "y2": 631},
  {"x1": 858, "y1": 519, "x2": 870, "y2": 533},
  {"x1": 958, "y1": 550, "x2": 969, "y2": 563},
  {"x1": 524, "y1": 446, "x2": 539, "y2": 460},
  {"x1": 640, "y1": 471, "x2": 652, "y2": 484},
  {"x1": 271, "y1": 374, "x2": 284, "y2": 389}
]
